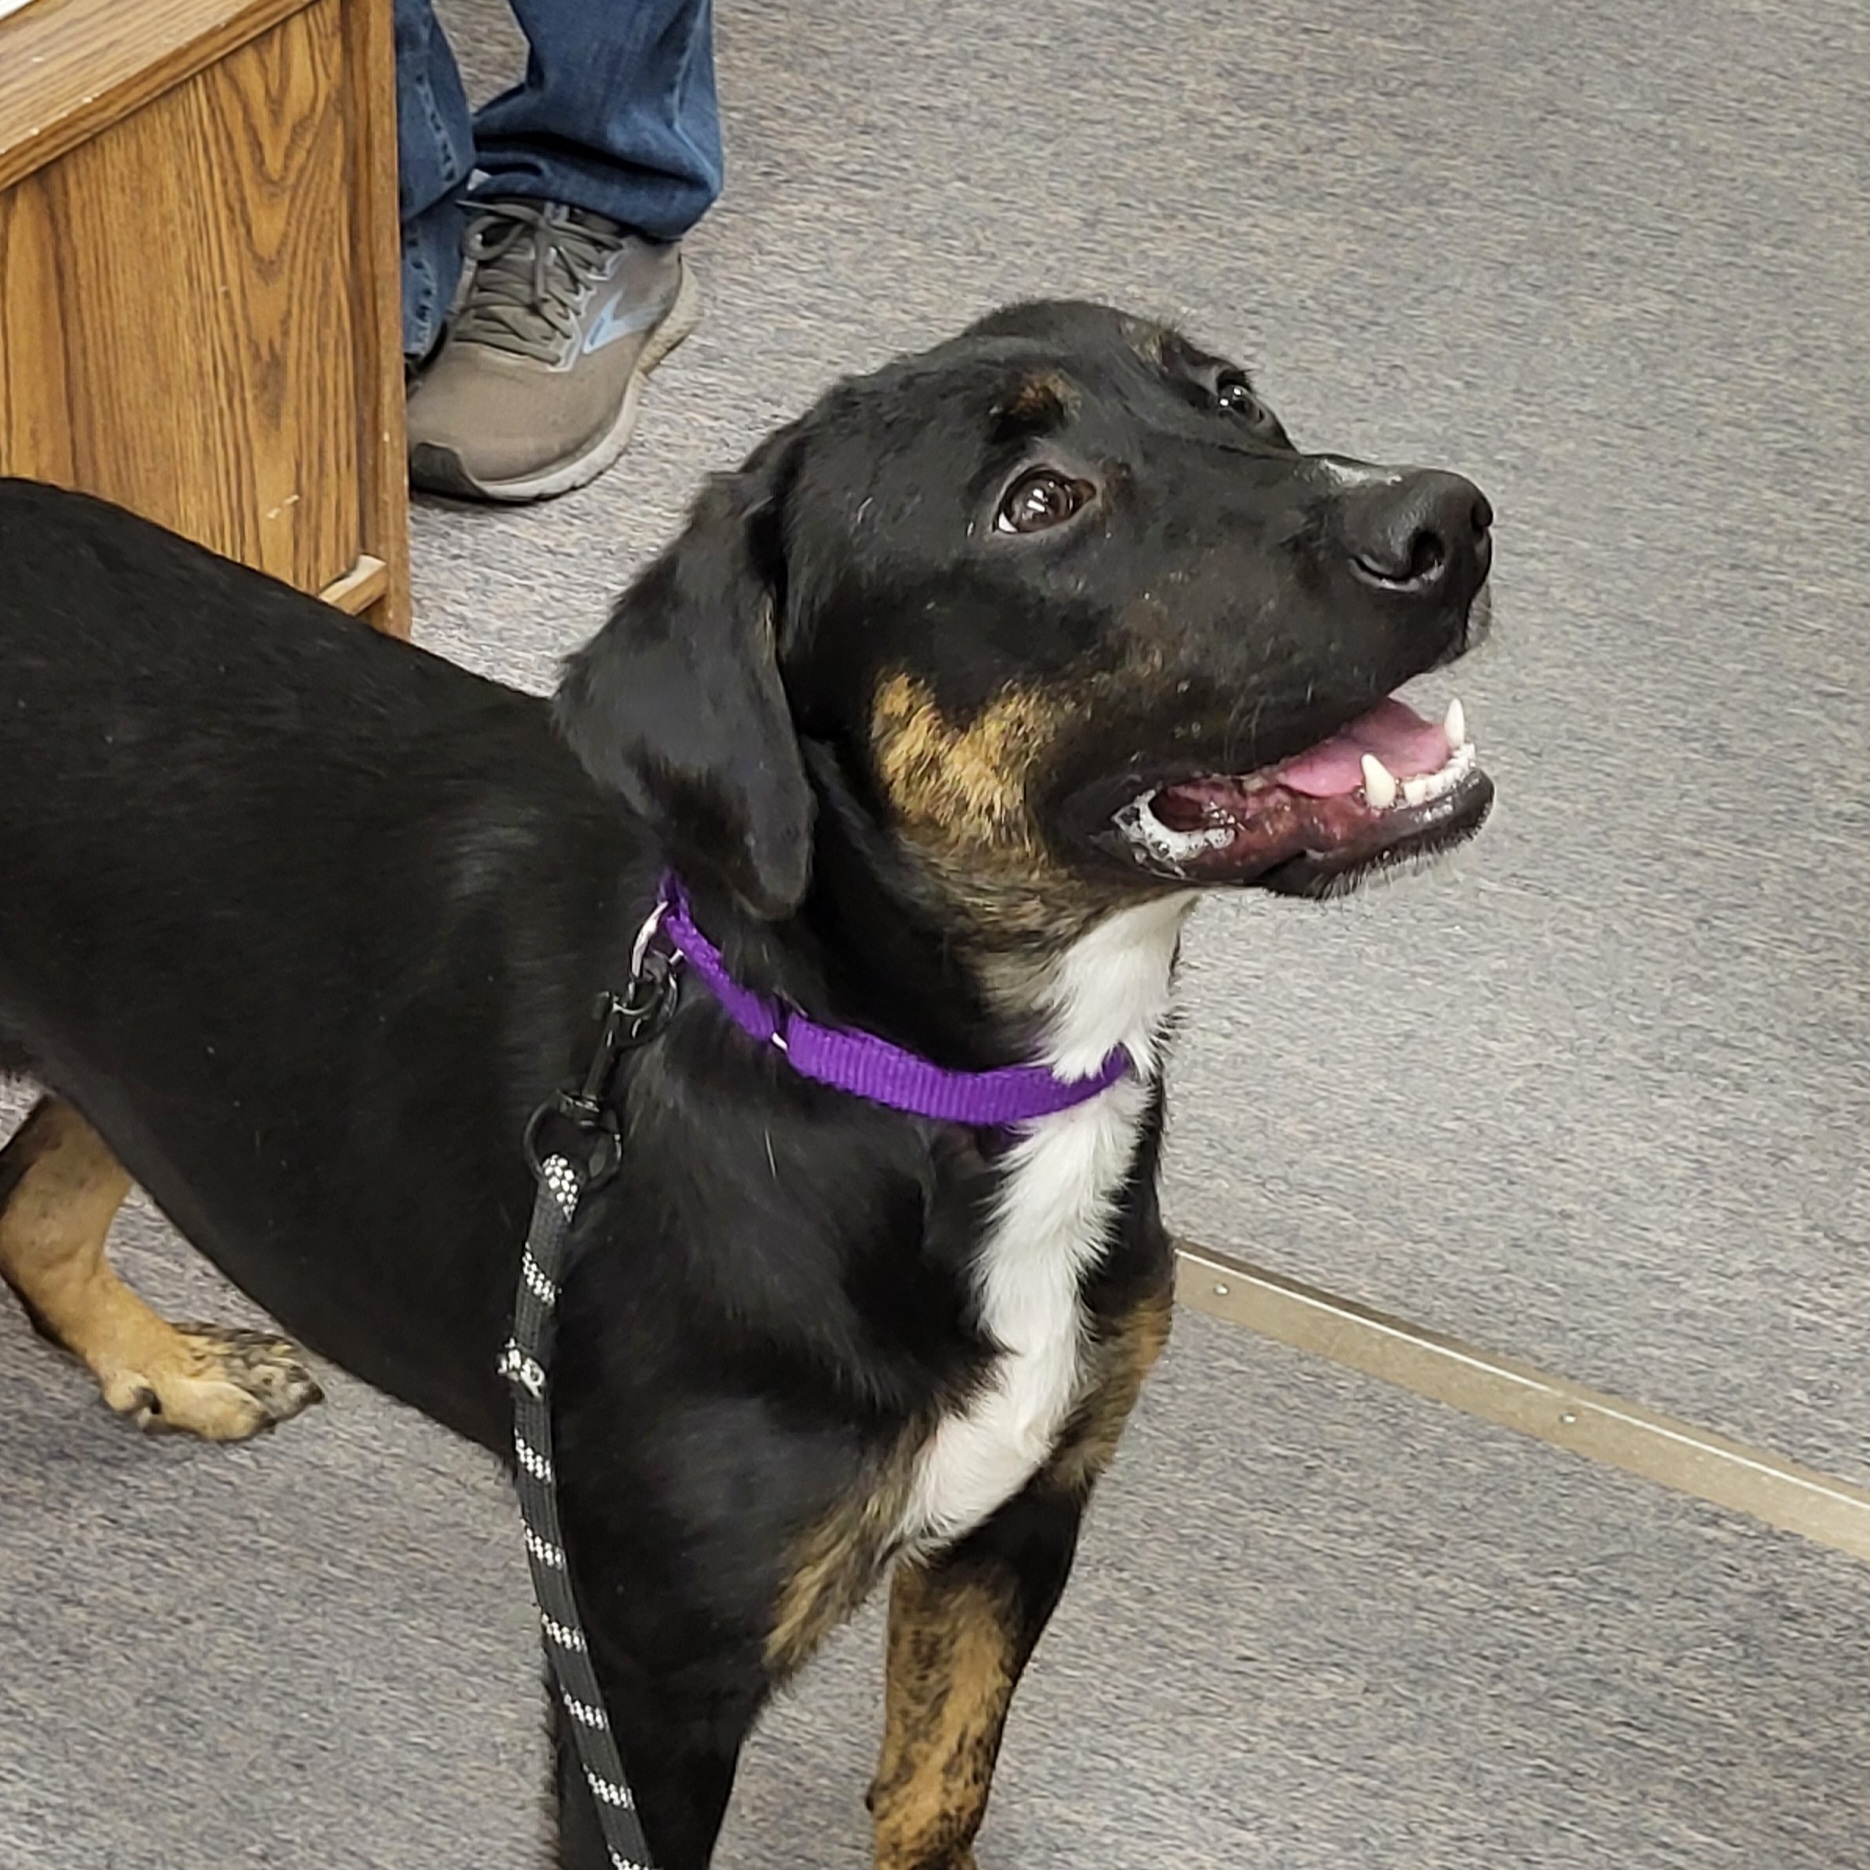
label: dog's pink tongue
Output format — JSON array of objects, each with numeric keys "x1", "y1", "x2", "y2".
[{"x1": 1274, "y1": 698, "x2": 1452, "y2": 797}]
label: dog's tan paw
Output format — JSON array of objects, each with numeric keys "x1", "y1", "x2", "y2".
[{"x1": 99, "y1": 1323, "x2": 323, "y2": 1441}]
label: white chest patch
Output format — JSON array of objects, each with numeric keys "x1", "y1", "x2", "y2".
[{"x1": 896, "y1": 894, "x2": 1192, "y2": 1553}]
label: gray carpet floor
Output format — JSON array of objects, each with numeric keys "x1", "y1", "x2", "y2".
[{"x1": 5, "y1": 0, "x2": 1870, "y2": 1863}]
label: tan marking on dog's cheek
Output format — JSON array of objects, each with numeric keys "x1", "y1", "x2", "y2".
[
  {"x1": 869, "y1": 1567, "x2": 1017, "y2": 1870},
  {"x1": 868, "y1": 674, "x2": 1173, "y2": 991},
  {"x1": 766, "y1": 1432, "x2": 923, "y2": 1681},
  {"x1": 870, "y1": 673, "x2": 1078, "y2": 860},
  {"x1": 1050, "y1": 1280, "x2": 1174, "y2": 1496}
]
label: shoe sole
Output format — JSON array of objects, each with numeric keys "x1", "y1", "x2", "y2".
[{"x1": 410, "y1": 259, "x2": 704, "y2": 505}]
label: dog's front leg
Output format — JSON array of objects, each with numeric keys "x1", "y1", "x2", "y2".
[
  {"x1": 549, "y1": 1663, "x2": 760, "y2": 1870},
  {"x1": 869, "y1": 1282, "x2": 1173, "y2": 1870},
  {"x1": 868, "y1": 1485, "x2": 1080, "y2": 1870}
]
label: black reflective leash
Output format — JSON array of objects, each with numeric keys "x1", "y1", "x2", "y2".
[{"x1": 499, "y1": 914, "x2": 678, "y2": 1870}]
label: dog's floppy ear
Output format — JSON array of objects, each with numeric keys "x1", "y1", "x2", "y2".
[{"x1": 554, "y1": 469, "x2": 813, "y2": 919}]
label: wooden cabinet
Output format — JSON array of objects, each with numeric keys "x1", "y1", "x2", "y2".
[{"x1": 0, "y1": 0, "x2": 409, "y2": 633}]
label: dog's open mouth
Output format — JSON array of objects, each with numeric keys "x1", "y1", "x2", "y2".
[{"x1": 1109, "y1": 694, "x2": 1493, "y2": 893}]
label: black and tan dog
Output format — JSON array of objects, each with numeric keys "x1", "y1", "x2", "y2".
[{"x1": 0, "y1": 301, "x2": 1494, "y2": 1868}]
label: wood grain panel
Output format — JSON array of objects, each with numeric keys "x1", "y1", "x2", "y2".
[
  {"x1": 0, "y1": 0, "x2": 360, "y2": 592},
  {"x1": 336, "y1": 0, "x2": 410, "y2": 635},
  {"x1": 0, "y1": 0, "x2": 307, "y2": 194},
  {"x1": 0, "y1": 181, "x2": 75, "y2": 484}
]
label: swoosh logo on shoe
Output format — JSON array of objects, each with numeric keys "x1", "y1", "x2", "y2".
[{"x1": 581, "y1": 292, "x2": 667, "y2": 355}]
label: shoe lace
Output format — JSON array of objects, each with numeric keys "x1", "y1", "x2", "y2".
[{"x1": 453, "y1": 202, "x2": 621, "y2": 364}]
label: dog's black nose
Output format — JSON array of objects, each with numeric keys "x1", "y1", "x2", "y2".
[{"x1": 1343, "y1": 470, "x2": 1492, "y2": 594}]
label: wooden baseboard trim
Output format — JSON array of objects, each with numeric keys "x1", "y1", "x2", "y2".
[
  {"x1": 317, "y1": 553, "x2": 388, "y2": 617},
  {"x1": 1174, "y1": 1240, "x2": 1870, "y2": 1563}
]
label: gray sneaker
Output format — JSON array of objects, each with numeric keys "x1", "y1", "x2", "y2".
[{"x1": 407, "y1": 200, "x2": 701, "y2": 503}]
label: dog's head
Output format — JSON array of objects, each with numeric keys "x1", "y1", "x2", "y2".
[{"x1": 557, "y1": 300, "x2": 1494, "y2": 937}]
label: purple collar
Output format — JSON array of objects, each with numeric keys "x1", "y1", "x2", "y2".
[{"x1": 651, "y1": 877, "x2": 1132, "y2": 1126}]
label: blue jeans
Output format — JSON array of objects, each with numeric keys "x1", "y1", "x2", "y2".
[{"x1": 395, "y1": 0, "x2": 722, "y2": 358}]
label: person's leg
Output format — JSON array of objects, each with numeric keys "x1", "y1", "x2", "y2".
[
  {"x1": 473, "y1": 0, "x2": 721, "y2": 241},
  {"x1": 393, "y1": 0, "x2": 475, "y2": 363},
  {"x1": 404, "y1": 0, "x2": 715, "y2": 503}
]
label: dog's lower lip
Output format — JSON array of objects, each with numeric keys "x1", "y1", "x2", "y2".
[{"x1": 1106, "y1": 692, "x2": 1491, "y2": 883}]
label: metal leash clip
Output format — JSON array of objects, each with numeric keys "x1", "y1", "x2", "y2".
[{"x1": 523, "y1": 900, "x2": 680, "y2": 1193}]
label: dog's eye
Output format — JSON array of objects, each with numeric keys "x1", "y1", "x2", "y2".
[
  {"x1": 1215, "y1": 372, "x2": 1270, "y2": 424},
  {"x1": 996, "y1": 470, "x2": 1092, "y2": 535}
]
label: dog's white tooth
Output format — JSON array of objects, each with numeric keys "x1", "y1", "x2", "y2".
[
  {"x1": 1444, "y1": 697, "x2": 1466, "y2": 748},
  {"x1": 1361, "y1": 753, "x2": 1398, "y2": 810}
]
